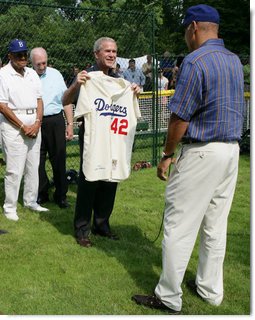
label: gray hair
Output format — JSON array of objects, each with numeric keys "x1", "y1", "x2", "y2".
[
  {"x1": 93, "y1": 37, "x2": 116, "y2": 52},
  {"x1": 30, "y1": 47, "x2": 48, "y2": 62}
]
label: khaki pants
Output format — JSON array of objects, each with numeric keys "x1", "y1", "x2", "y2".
[{"x1": 155, "y1": 141, "x2": 239, "y2": 311}]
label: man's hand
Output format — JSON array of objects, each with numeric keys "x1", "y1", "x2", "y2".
[
  {"x1": 76, "y1": 70, "x2": 91, "y2": 85},
  {"x1": 22, "y1": 122, "x2": 40, "y2": 138},
  {"x1": 66, "y1": 124, "x2": 74, "y2": 141},
  {"x1": 157, "y1": 158, "x2": 174, "y2": 181},
  {"x1": 131, "y1": 83, "x2": 141, "y2": 97}
]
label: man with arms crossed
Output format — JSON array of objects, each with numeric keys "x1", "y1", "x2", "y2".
[
  {"x1": 30, "y1": 47, "x2": 73, "y2": 209},
  {"x1": 132, "y1": 4, "x2": 244, "y2": 313}
]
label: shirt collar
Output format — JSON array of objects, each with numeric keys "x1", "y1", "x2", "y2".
[
  {"x1": 8, "y1": 61, "x2": 28, "y2": 77},
  {"x1": 200, "y1": 38, "x2": 225, "y2": 48},
  {"x1": 40, "y1": 69, "x2": 47, "y2": 78}
]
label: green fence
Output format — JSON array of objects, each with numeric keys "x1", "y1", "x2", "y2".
[
  {"x1": 0, "y1": 0, "x2": 251, "y2": 178},
  {"x1": 0, "y1": 0, "x2": 158, "y2": 176}
]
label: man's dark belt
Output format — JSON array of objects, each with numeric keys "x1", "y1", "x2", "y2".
[
  {"x1": 43, "y1": 111, "x2": 62, "y2": 118},
  {"x1": 182, "y1": 138, "x2": 200, "y2": 144},
  {"x1": 182, "y1": 138, "x2": 237, "y2": 144}
]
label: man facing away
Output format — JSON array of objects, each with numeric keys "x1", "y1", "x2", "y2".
[
  {"x1": 0, "y1": 39, "x2": 49, "y2": 221},
  {"x1": 30, "y1": 47, "x2": 73, "y2": 209},
  {"x1": 132, "y1": 4, "x2": 244, "y2": 313},
  {"x1": 62, "y1": 37, "x2": 140, "y2": 248}
]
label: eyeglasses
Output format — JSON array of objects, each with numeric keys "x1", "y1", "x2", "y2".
[{"x1": 12, "y1": 51, "x2": 28, "y2": 59}]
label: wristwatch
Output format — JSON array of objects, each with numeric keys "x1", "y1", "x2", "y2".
[{"x1": 161, "y1": 152, "x2": 175, "y2": 160}]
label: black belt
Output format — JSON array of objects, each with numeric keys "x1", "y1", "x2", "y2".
[
  {"x1": 182, "y1": 138, "x2": 237, "y2": 144},
  {"x1": 43, "y1": 111, "x2": 62, "y2": 118},
  {"x1": 182, "y1": 138, "x2": 200, "y2": 144}
]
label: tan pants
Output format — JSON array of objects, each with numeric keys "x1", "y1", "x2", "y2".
[{"x1": 155, "y1": 142, "x2": 239, "y2": 311}]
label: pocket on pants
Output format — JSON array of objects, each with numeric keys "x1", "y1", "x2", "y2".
[{"x1": 174, "y1": 147, "x2": 206, "y2": 174}]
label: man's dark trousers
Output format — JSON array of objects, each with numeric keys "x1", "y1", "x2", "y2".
[
  {"x1": 38, "y1": 112, "x2": 68, "y2": 202},
  {"x1": 74, "y1": 121, "x2": 118, "y2": 238}
]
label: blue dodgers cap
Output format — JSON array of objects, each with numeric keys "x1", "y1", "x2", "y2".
[
  {"x1": 8, "y1": 39, "x2": 28, "y2": 53},
  {"x1": 183, "y1": 4, "x2": 220, "y2": 28}
]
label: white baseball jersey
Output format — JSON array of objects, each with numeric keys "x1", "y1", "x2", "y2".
[{"x1": 75, "y1": 71, "x2": 141, "y2": 182}]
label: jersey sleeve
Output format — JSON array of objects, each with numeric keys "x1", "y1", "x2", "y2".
[
  {"x1": 74, "y1": 82, "x2": 91, "y2": 119},
  {"x1": 133, "y1": 95, "x2": 141, "y2": 118}
]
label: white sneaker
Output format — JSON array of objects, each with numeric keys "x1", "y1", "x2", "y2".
[
  {"x1": 4, "y1": 212, "x2": 19, "y2": 221},
  {"x1": 25, "y1": 204, "x2": 49, "y2": 212}
]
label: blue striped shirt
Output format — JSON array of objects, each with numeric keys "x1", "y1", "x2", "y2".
[{"x1": 168, "y1": 39, "x2": 245, "y2": 141}]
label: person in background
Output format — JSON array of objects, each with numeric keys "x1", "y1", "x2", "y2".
[
  {"x1": 67, "y1": 65, "x2": 80, "y2": 87},
  {"x1": 30, "y1": 47, "x2": 73, "y2": 209},
  {"x1": 113, "y1": 63, "x2": 123, "y2": 77},
  {"x1": 169, "y1": 54, "x2": 185, "y2": 89},
  {"x1": 123, "y1": 59, "x2": 146, "y2": 91},
  {"x1": 157, "y1": 68, "x2": 169, "y2": 91},
  {"x1": 132, "y1": 4, "x2": 244, "y2": 313},
  {"x1": 142, "y1": 54, "x2": 153, "y2": 91},
  {"x1": 0, "y1": 39, "x2": 48, "y2": 221},
  {"x1": 62, "y1": 37, "x2": 140, "y2": 248},
  {"x1": 160, "y1": 51, "x2": 174, "y2": 88}
]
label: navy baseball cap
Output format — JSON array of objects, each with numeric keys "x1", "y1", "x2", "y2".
[
  {"x1": 183, "y1": 4, "x2": 220, "y2": 28},
  {"x1": 8, "y1": 39, "x2": 28, "y2": 53}
]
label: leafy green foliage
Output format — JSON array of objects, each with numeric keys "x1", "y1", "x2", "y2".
[{"x1": 0, "y1": 0, "x2": 249, "y2": 69}]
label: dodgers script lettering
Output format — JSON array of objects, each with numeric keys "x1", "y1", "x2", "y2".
[{"x1": 94, "y1": 98, "x2": 127, "y2": 117}]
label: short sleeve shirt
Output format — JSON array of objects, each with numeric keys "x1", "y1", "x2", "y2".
[
  {"x1": 0, "y1": 61, "x2": 42, "y2": 109},
  {"x1": 39, "y1": 67, "x2": 67, "y2": 116},
  {"x1": 168, "y1": 39, "x2": 245, "y2": 141}
]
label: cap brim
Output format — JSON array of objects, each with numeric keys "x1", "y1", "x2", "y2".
[{"x1": 9, "y1": 49, "x2": 28, "y2": 53}]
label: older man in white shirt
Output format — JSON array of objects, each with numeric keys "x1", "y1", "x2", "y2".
[{"x1": 0, "y1": 39, "x2": 48, "y2": 221}]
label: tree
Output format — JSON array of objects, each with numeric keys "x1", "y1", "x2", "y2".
[{"x1": 0, "y1": 0, "x2": 249, "y2": 79}]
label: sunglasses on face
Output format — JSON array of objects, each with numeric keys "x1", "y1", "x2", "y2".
[{"x1": 12, "y1": 51, "x2": 28, "y2": 59}]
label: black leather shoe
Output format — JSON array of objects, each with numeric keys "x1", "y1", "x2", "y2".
[
  {"x1": 0, "y1": 229, "x2": 8, "y2": 235},
  {"x1": 132, "y1": 294, "x2": 180, "y2": 314},
  {"x1": 77, "y1": 237, "x2": 92, "y2": 247},
  {"x1": 37, "y1": 195, "x2": 49, "y2": 205},
  {"x1": 55, "y1": 199, "x2": 70, "y2": 209},
  {"x1": 92, "y1": 228, "x2": 119, "y2": 240}
]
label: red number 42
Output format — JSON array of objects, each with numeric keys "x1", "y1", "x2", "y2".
[{"x1": 111, "y1": 118, "x2": 128, "y2": 135}]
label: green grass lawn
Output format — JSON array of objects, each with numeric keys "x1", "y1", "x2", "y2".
[{"x1": 0, "y1": 154, "x2": 250, "y2": 315}]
